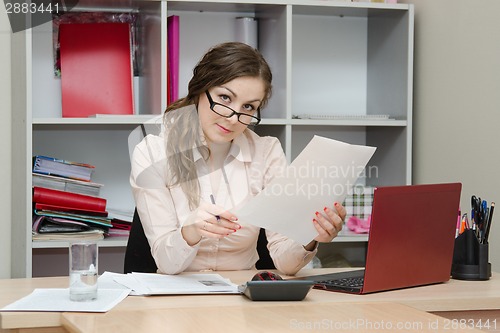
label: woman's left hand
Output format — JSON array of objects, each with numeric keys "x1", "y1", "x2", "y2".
[{"x1": 312, "y1": 202, "x2": 346, "y2": 243}]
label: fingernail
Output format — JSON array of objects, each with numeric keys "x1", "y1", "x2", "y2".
[
  {"x1": 232, "y1": 217, "x2": 238, "y2": 221},
  {"x1": 323, "y1": 207, "x2": 328, "y2": 212},
  {"x1": 334, "y1": 202, "x2": 339, "y2": 207},
  {"x1": 313, "y1": 218, "x2": 318, "y2": 223},
  {"x1": 315, "y1": 211, "x2": 320, "y2": 216}
]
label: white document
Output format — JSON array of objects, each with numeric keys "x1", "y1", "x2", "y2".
[
  {"x1": 232, "y1": 136, "x2": 376, "y2": 245},
  {"x1": 0, "y1": 288, "x2": 130, "y2": 313},
  {"x1": 113, "y1": 273, "x2": 240, "y2": 295},
  {"x1": 0, "y1": 272, "x2": 131, "y2": 313},
  {"x1": 98, "y1": 271, "x2": 136, "y2": 291}
]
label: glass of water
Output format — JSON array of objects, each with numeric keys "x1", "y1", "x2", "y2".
[{"x1": 69, "y1": 241, "x2": 98, "y2": 301}]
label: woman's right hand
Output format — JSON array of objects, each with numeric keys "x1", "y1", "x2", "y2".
[{"x1": 181, "y1": 201, "x2": 241, "y2": 246}]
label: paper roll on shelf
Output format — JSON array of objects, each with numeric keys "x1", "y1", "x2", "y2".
[{"x1": 235, "y1": 17, "x2": 258, "y2": 48}]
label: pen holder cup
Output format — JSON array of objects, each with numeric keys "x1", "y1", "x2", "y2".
[{"x1": 451, "y1": 229, "x2": 491, "y2": 280}]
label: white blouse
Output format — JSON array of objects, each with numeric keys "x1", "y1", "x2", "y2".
[{"x1": 130, "y1": 127, "x2": 317, "y2": 275}]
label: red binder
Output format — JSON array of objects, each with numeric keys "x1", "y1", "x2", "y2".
[
  {"x1": 33, "y1": 187, "x2": 107, "y2": 213},
  {"x1": 59, "y1": 22, "x2": 134, "y2": 117},
  {"x1": 34, "y1": 203, "x2": 108, "y2": 217}
]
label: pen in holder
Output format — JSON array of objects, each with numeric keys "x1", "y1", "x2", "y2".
[{"x1": 451, "y1": 229, "x2": 491, "y2": 280}]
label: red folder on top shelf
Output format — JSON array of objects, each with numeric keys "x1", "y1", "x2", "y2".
[
  {"x1": 59, "y1": 22, "x2": 134, "y2": 117},
  {"x1": 33, "y1": 187, "x2": 107, "y2": 213}
]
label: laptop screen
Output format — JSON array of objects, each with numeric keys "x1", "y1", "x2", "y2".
[{"x1": 362, "y1": 183, "x2": 462, "y2": 293}]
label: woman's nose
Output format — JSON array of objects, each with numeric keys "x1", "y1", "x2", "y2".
[{"x1": 227, "y1": 112, "x2": 239, "y2": 124}]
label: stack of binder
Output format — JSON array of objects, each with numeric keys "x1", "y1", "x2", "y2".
[
  {"x1": 32, "y1": 187, "x2": 112, "y2": 241},
  {"x1": 32, "y1": 155, "x2": 113, "y2": 241},
  {"x1": 32, "y1": 173, "x2": 103, "y2": 197},
  {"x1": 33, "y1": 155, "x2": 95, "y2": 182},
  {"x1": 32, "y1": 155, "x2": 103, "y2": 197}
]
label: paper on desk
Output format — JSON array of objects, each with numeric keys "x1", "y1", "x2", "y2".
[
  {"x1": 113, "y1": 273, "x2": 240, "y2": 295},
  {"x1": 0, "y1": 288, "x2": 130, "y2": 313},
  {"x1": 0, "y1": 272, "x2": 131, "y2": 313},
  {"x1": 232, "y1": 136, "x2": 376, "y2": 245},
  {"x1": 98, "y1": 271, "x2": 136, "y2": 290}
]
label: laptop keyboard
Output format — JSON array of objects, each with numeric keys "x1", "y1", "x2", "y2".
[{"x1": 317, "y1": 276, "x2": 364, "y2": 289}]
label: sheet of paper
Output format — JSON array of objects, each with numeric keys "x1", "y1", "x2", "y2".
[
  {"x1": 112, "y1": 274, "x2": 151, "y2": 296},
  {"x1": 231, "y1": 136, "x2": 376, "y2": 245},
  {"x1": 0, "y1": 288, "x2": 130, "y2": 313},
  {"x1": 113, "y1": 273, "x2": 240, "y2": 295},
  {"x1": 98, "y1": 271, "x2": 136, "y2": 291}
]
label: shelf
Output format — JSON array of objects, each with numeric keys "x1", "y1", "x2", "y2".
[
  {"x1": 32, "y1": 237, "x2": 129, "y2": 249},
  {"x1": 258, "y1": 118, "x2": 290, "y2": 125},
  {"x1": 291, "y1": 1, "x2": 409, "y2": 16},
  {"x1": 334, "y1": 230, "x2": 369, "y2": 243},
  {"x1": 289, "y1": 119, "x2": 407, "y2": 127},
  {"x1": 168, "y1": 1, "x2": 408, "y2": 14},
  {"x1": 33, "y1": 115, "x2": 163, "y2": 125},
  {"x1": 32, "y1": 117, "x2": 406, "y2": 127}
]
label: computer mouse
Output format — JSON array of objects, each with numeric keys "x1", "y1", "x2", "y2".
[{"x1": 251, "y1": 271, "x2": 283, "y2": 281}]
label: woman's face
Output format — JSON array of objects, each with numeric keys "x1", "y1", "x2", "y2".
[{"x1": 198, "y1": 76, "x2": 266, "y2": 144}]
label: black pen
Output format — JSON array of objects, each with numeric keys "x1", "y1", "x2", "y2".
[
  {"x1": 210, "y1": 194, "x2": 221, "y2": 223},
  {"x1": 482, "y1": 202, "x2": 494, "y2": 244}
]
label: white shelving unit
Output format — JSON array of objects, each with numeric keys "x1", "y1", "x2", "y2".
[{"x1": 11, "y1": 0, "x2": 413, "y2": 277}]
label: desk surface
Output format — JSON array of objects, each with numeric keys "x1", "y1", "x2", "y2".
[
  {"x1": 1, "y1": 268, "x2": 499, "y2": 332},
  {"x1": 62, "y1": 302, "x2": 482, "y2": 333}
]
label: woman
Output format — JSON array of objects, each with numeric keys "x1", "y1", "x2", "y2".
[{"x1": 130, "y1": 42, "x2": 345, "y2": 275}]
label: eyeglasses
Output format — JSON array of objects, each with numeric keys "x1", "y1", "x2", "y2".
[{"x1": 205, "y1": 91, "x2": 261, "y2": 126}]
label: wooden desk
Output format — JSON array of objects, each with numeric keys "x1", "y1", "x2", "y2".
[
  {"x1": 62, "y1": 302, "x2": 481, "y2": 333},
  {"x1": 1, "y1": 269, "x2": 499, "y2": 333}
]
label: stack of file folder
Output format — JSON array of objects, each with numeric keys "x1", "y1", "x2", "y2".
[{"x1": 32, "y1": 187, "x2": 111, "y2": 241}]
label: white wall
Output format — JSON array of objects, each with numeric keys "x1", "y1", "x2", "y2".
[
  {"x1": 400, "y1": 0, "x2": 500, "y2": 269},
  {"x1": 0, "y1": 9, "x2": 12, "y2": 278}
]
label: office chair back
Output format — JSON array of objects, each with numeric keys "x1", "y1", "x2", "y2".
[
  {"x1": 123, "y1": 209, "x2": 158, "y2": 273},
  {"x1": 255, "y1": 228, "x2": 275, "y2": 269}
]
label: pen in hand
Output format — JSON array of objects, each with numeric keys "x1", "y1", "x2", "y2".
[{"x1": 210, "y1": 194, "x2": 221, "y2": 223}]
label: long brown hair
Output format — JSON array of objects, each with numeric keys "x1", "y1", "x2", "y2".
[{"x1": 164, "y1": 42, "x2": 273, "y2": 209}]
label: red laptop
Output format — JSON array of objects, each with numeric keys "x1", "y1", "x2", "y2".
[{"x1": 297, "y1": 183, "x2": 462, "y2": 294}]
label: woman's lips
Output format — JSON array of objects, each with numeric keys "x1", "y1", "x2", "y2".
[{"x1": 216, "y1": 123, "x2": 232, "y2": 134}]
